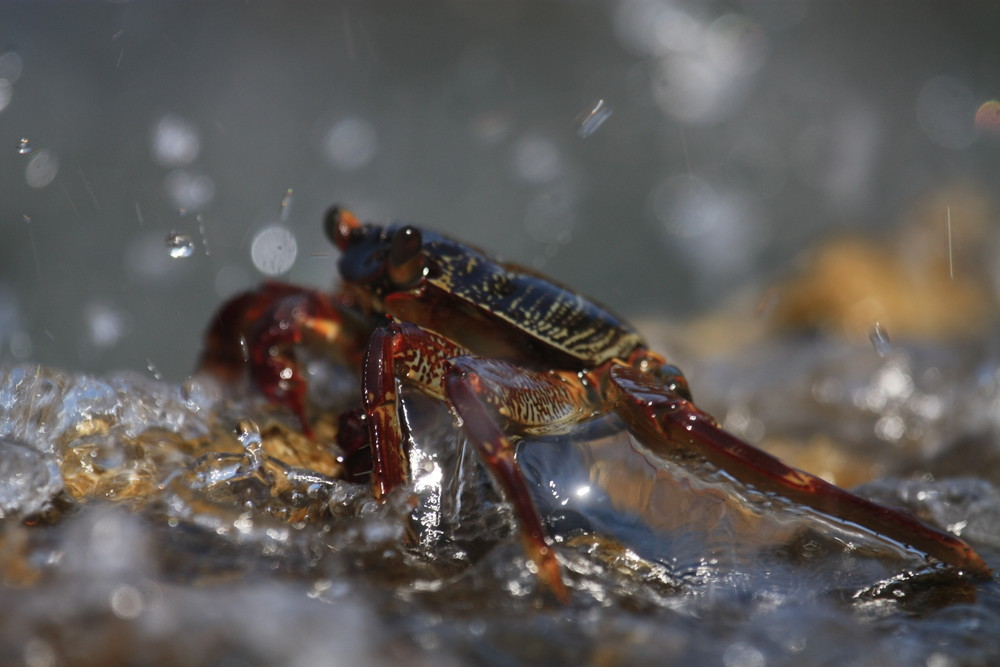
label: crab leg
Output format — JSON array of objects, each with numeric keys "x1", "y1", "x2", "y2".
[
  {"x1": 360, "y1": 321, "x2": 463, "y2": 496},
  {"x1": 363, "y1": 321, "x2": 604, "y2": 600},
  {"x1": 199, "y1": 282, "x2": 370, "y2": 437},
  {"x1": 608, "y1": 364, "x2": 991, "y2": 577},
  {"x1": 445, "y1": 356, "x2": 619, "y2": 603}
]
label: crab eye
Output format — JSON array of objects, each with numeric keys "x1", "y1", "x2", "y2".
[
  {"x1": 387, "y1": 225, "x2": 425, "y2": 287},
  {"x1": 324, "y1": 206, "x2": 363, "y2": 251}
]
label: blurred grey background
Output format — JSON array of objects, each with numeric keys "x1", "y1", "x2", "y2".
[{"x1": 1, "y1": 1, "x2": 998, "y2": 381}]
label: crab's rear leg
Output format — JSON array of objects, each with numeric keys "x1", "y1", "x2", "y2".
[
  {"x1": 198, "y1": 282, "x2": 371, "y2": 437},
  {"x1": 608, "y1": 364, "x2": 991, "y2": 577}
]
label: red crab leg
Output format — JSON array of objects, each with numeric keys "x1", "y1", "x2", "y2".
[
  {"x1": 360, "y1": 322, "x2": 462, "y2": 495},
  {"x1": 444, "y1": 357, "x2": 611, "y2": 604},
  {"x1": 199, "y1": 282, "x2": 370, "y2": 437},
  {"x1": 363, "y1": 321, "x2": 600, "y2": 600},
  {"x1": 608, "y1": 364, "x2": 991, "y2": 577}
]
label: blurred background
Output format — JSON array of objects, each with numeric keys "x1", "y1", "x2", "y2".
[{"x1": 1, "y1": 0, "x2": 999, "y2": 381}]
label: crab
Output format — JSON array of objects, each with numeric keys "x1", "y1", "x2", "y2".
[{"x1": 198, "y1": 207, "x2": 990, "y2": 600}]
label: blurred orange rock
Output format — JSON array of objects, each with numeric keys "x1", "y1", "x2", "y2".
[{"x1": 771, "y1": 186, "x2": 998, "y2": 341}]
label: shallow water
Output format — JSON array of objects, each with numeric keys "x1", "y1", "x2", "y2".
[{"x1": 0, "y1": 349, "x2": 997, "y2": 666}]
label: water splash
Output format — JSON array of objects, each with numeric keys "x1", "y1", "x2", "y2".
[
  {"x1": 0, "y1": 362, "x2": 994, "y2": 665},
  {"x1": 0, "y1": 437, "x2": 62, "y2": 518},
  {"x1": 234, "y1": 419, "x2": 265, "y2": 472}
]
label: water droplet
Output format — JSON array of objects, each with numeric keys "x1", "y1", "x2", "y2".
[
  {"x1": 234, "y1": 419, "x2": 264, "y2": 471},
  {"x1": 165, "y1": 231, "x2": 195, "y2": 258},
  {"x1": 575, "y1": 99, "x2": 613, "y2": 138},
  {"x1": 870, "y1": 322, "x2": 891, "y2": 357},
  {"x1": 280, "y1": 188, "x2": 294, "y2": 223},
  {"x1": 17, "y1": 137, "x2": 32, "y2": 155},
  {"x1": 21, "y1": 213, "x2": 30, "y2": 224},
  {"x1": 146, "y1": 359, "x2": 162, "y2": 380}
]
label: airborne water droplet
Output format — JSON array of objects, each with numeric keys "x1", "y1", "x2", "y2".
[
  {"x1": 869, "y1": 322, "x2": 892, "y2": 357},
  {"x1": 165, "y1": 231, "x2": 195, "y2": 258},
  {"x1": 575, "y1": 99, "x2": 613, "y2": 138},
  {"x1": 146, "y1": 359, "x2": 163, "y2": 380},
  {"x1": 17, "y1": 137, "x2": 32, "y2": 155},
  {"x1": 280, "y1": 187, "x2": 294, "y2": 223}
]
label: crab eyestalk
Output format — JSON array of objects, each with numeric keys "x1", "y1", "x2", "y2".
[{"x1": 325, "y1": 206, "x2": 363, "y2": 252}]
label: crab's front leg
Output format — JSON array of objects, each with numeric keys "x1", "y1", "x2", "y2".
[
  {"x1": 608, "y1": 364, "x2": 991, "y2": 577},
  {"x1": 363, "y1": 321, "x2": 602, "y2": 601},
  {"x1": 199, "y1": 282, "x2": 372, "y2": 437}
]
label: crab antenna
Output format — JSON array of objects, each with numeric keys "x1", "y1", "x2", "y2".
[{"x1": 324, "y1": 206, "x2": 363, "y2": 251}]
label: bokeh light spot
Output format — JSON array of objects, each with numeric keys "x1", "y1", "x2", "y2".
[
  {"x1": 164, "y1": 169, "x2": 215, "y2": 211},
  {"x1": 214, "y1": 264, "x2": 253, "y2": 298},
  {"x1": 251, "y1": 226, "x2": 298, "y2": 276},
  {"x1": 512, "y1": 135, "x2": 563, "y2": 184},
  {"x1": 523, "y1": 185, "x2": 578, "y2": 244},
  {"x1": 151, "y1": 115, "x2": 200, "y2": 167},
  {"x1": 323, "y1": 117, "x2": 378, "y2": 170},
  {"x1": 975, "y1": 100, "x2": 1000, "y2": 133},
  {"x1": 84, "y1": 302, "x2": 130, "y2": 349},
  {"x1": 24, "y1": 150, "x2": 59, "y2": 188},
  {"x1": 916, "y1": 75, "x2": 977, "y2": 149},
  {"x1": 0, "y1": 51, "x2": 24, "y2": 84}
]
